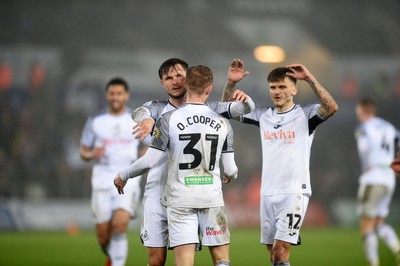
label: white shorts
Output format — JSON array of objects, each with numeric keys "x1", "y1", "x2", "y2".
[
  {"x1": 140, "y1": 196, "x2": 169, "y2": 247},
  {"x1": 167, "y1": 206, "x2": 230, "y2": 248},
  {"x1": 260, "y1": 194, "x2": 309, "y2": 245},
  {"x1": 357, "y1": 184, "x2": 394, "y2": 218},
  {"x1": 91, "y1": 181, "x2": 141, "y2": 224}
]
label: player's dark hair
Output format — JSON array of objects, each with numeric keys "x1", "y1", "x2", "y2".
[
  {"x1": 106, "y1": 77, "x2": 129, "y2": 92},
  {"x1": 358, "y1": 97, "x2": 377, "y2": 115},
  {"x1": 268, "y1": 67, "x2": 296, "y2": 84},
  {"x1": 158, "y1": 58, "x2": 189, "y2": 79}
]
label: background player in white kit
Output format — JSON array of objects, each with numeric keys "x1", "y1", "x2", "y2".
[
  {"x1": 223, "y1": 64, "x2": 338, "y2": 266},
  {"x1": 115, "y1": 65, "x2": 238, "y2": 266},
  {"x1": 80, "y1": 78, "x2": 147, "y2": 266},
  {"x1": 354, "y1": 98, "x2": 400, "y2": 266},
  {"x1": 129, "y1": 58, "x2": 253, "y2": 266}
]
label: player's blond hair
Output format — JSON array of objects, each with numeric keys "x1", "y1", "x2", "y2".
[{"x1": 185, "y1": 65, "x2": 213, "y2": 95}]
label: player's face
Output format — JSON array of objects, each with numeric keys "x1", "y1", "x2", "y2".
[
  {"x1": 160, "y1": 64, "x2": 187, "y2": 100},
  {"x1": 106, "y1": 84, "x2": 129, "y2": 114},
  {"x1": 269, "y1": 77, "x2": 297, "y2": 112},
  {"x1": 355, "y1": 105, "x2": 368, "y2": 123}
]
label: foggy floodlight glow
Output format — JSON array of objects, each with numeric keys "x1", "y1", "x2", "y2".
[{"x1": 253, "y1": 46, "x2": 285, "y2": 63}]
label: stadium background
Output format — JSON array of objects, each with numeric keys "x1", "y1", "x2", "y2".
[{"x1": 0, "y1": 0, "x2": 400, "y2": 232}]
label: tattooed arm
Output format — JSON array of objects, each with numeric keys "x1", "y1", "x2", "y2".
[
  {"x1": 221, "y1": 59, "x2": 250, "y2": 101},
  {"x1": 286, "y1": 63, "x2": 338, "y2": 119}
]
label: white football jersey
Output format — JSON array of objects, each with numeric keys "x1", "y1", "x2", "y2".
[
  {"x1": 238, "y1": 104, "x2": 325, "y2": 196},
  {"x1": 137, "y1": 100, "x2": 243, "y2": 199},
  {"x1": 80, "y1": 108, "x2": 142, "y2": 190},
  {"x1": 355, "y1": 117, "x2": 398, "y2": 186},
  {"x1": 150, "y1": 103, "x2": 234, "y2": 208}
]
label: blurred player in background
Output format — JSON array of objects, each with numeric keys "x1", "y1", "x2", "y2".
[
  {"x1": 354, "y1": 98, "x2": 400, "y2": 266},
  {"x1": 223, "y1": 63, "x2": 338, "y2": 266},
  {"x1": 129, "y1": 58, "x2": 254, "y2": 266},
  {"x1": 115, "y1": 65, "x2": 238, "y2": 266},
  {"x1": 80, "y1": 78, "x2": 147, "y2": 266}
]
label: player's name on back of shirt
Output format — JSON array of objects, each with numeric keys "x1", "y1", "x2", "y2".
[{"x1": 176, "y1": 115, "x2": 222, "y2": 131}]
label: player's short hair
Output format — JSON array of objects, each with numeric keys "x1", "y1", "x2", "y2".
[
  {"x1": 268, "y1": 67, "x2": 296, "y2": 84},
  {"x1": 106, "y1": 77, "x2": 129, "y2": 92},
  {"x1": 185, "y1": 65, "x2": 213, "y2": 94},
  {"x1": 358, "y1": 98, "x2": 377, "y2": 115},
  {"x1": 158, "y1": 58, "x2": 189, "y2": 79}
]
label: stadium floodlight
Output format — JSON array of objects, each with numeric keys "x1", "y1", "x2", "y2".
[{"x1": 253, "y1": 45, "x2": 285, "y2": 63}]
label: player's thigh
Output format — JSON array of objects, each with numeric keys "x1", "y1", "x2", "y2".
[
  {"x1": 198, "y1": 206, "x2": 230, "y2": 247},
  {"x1": 92, "y1": 189, "x2": 113, "y2": 224},
  {"x1": 167, "y1": 207, "x2": 199, "y2": 248},
  {"x1": 274, "y1": 194, "x2": 309, "y2": 245},
  {"x1": 260, "y1": 195, "x2": 276, "y2": 245},
  {"x1": 112, "y1": 180, "x2": 141, "y2": 218},
  {"x1": 141, "y1": 196, "x2": 169, "y2": 248},
  {"x1": 358, "y1": 184, "x2": 391, "y2": 218}
]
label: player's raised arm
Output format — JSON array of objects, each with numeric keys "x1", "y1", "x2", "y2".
[
  {"x1": 286, "y1": 63, "x2": 338, "y2": 119},
  {"x1": 221, "y1": 59, "x2": 250, "y2": 101}
]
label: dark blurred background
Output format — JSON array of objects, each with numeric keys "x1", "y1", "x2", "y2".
[{"x1": 1, "y1": 0, "x2": 399, "y2": 229}]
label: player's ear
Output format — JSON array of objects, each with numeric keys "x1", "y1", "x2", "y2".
[
  {"x1": 205, "y1": 84, "x2": 212, "y2": 96},
  {"x1": 291, "y1": 86, "x2": 298, "y2": 96}
]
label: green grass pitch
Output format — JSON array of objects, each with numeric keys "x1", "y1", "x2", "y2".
[{"x1": 0, "y1": 227, "x2": 396, "y2": 265}]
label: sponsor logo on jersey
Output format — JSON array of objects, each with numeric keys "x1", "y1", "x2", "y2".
[
  {"x1": 263, "y1": 130, "x2": 296, "y2": 143},
  {"x1": 184, "y1": 175, "x2": 213, "y2": 185}
]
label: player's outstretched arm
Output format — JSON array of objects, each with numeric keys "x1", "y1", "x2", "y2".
[
  {"x1": 114, "y1": 147, "x2": 163, "y2": 194},
  {"x1": 286, "y1": 63, "x2": 338, "y2": 119},
  {"x1": 228, "y1": 89, "x2": 255, "y2": 116},
  {"x1": 221, "y1": 152, "x2": 238, "y2": 184},
  {"x1": 221, "y1": 59, "x2": 250, "y2": 101}
]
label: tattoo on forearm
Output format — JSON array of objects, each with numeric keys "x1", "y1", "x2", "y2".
[
  {"x1": 308, "y1": 79, "x2": 338, "y2": 118},
  {"x1": 221, "y1": 83, "x2": 235, "y2": 102}
]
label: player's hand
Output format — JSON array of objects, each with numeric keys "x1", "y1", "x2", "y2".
[
  {"x1": 223, "y1": 176, "x2": 232, "y2": 184},
  {"x1": 92, "y1": 146, "x2": 105, "y2": 159},
  {"x1": 228, "y1": 89, "x2": 249, "y2": 103},
  {"x1": 227, "y1": 59, "x2": 250, "y2": 84},
  {"x1": 132, "y1": 118, "x2": 155, "y2": 141},
  {"x1": 286, "y1": 63, "x2": 315, "y2": 82},
  {"x1": 114, "y1": 175, "x2": 127, "y2": 195},
  {"x1": 390, "y1": 152, "x2": 400, "y2": 176}
]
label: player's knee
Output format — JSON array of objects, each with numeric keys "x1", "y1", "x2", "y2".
[
  {"x1": 272, "y1": 244, "x2": 290, "y2": 262},
  {"x1": 148, "y1": 256, "x2": 166, "y2": 266},
  {"x1": 148, "y1": 249, "x2": 167, "y2": 266}
]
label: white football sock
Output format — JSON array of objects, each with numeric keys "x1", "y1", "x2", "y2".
[
  {"x1": 364, "y1": 232, "x2": 379, "y2": 265},
  {"x1": 377, "y1": 223, "x2": 400, "y2": 254},
  {"x1": 109, "y1": 232, "x2": 128, "y2": 266}
]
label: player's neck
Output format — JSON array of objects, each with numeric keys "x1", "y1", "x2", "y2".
[
  {"x1": 275, "y1": 102, "x2": 295, "y2": 113},
  {"x1": 185, "y1": 94, "x2": 207, "y2": 104},
  {"x1": 108, "y1": 106, "x2": 125, "y2": 115},
  {"x1": 169, "y1": 96, "x2": 186, "y2": 107}
]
